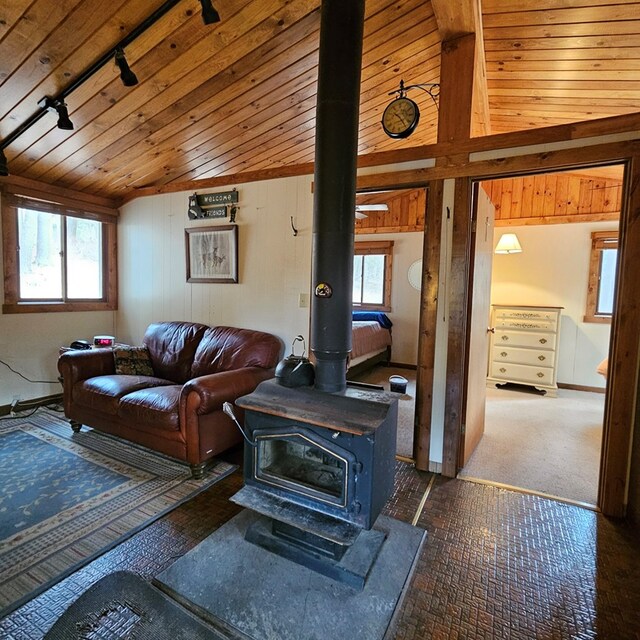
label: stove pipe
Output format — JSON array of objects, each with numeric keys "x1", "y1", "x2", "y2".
[{"x1": 310, "y1": 0, "x2": 365, "y2": 393}]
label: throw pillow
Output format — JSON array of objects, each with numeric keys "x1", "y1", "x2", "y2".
[{"x1": 113, "y1": 346, "x2": 155, "y2": 376}]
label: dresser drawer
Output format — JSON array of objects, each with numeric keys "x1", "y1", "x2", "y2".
[
  {"x1": 494, "y1": 317, "x2": 557, "y2": 333},
  {"x1": 494, "y1": 330, "x2": 555, "y2": 350},
  {"x1": 494, "y1": 307, "x2": 559, "y2": 325},
  {"x1": 491, "y1": 346, "x2": 555, "y2": 368},
  {"x1": 489, "y1": 362, "x2": 554, "y2": 386}
]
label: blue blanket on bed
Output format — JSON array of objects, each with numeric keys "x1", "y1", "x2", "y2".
[{"x1": 352, "y1": 311, "x2": 393, "y2": 329}]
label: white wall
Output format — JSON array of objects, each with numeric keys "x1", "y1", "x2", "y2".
[
  {"x1": 491, "y1": 221, "x2": 617, "y2": 389},
  {"x1": 0, "y1": 195, "x2": 116, "y2": 405},
  {"x1": 118, "y1": 176, "x2": 425, "y2": 366},
  {"x1": 355, "y1": 231, "x2": 423, "y2": 365},
  {"x1": 117, "y1": 176, "x2": 314, "y2": 351}
]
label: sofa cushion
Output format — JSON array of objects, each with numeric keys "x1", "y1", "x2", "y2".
[
  {"x1": 117, "y1": 385, "x2": 182, "y2": 432},
  {"x1": 191, "y1": 326, "x2": 282, "y2": 378},
  {"x1": 143, "y1": 321, "x2": 208, "y2": 384},
  {"x1": 74, "y1": 375, "x2": 173, "y2": 415},
  {"x1": 113, "y1": 346, "x2": 154, "y2": 376}
]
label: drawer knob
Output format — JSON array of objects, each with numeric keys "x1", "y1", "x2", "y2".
[
  {"x1": 538, "y1": 355, "x2": 546, "y2": 361},
  {"x1": 499, "y1": 367, "x2": 507, "y2": 373},
  {"x1": 537, "y1": 372, "x2": 544, "y2": 378},
  {"x1": 539, "y1": 338, "x2": 547, "y2": 344},
  {"x1": 501, "y1": 351, "x2": 508, "y2": 357},
  {"x1": 501, "y1": 335, "x2": 509, "y2": 341}
]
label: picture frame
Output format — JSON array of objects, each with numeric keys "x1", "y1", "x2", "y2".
[{"x1": 185, "y1": 224, "x2": 238, "y2": 283}]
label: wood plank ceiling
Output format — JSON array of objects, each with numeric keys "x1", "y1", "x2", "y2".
[{"x1": 1, "y1": 0, "x2": 639, "y2": 201}]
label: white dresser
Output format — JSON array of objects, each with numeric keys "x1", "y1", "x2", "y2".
[{"x1": 487, "y1": 305, "x2": 562, "y2": 396}]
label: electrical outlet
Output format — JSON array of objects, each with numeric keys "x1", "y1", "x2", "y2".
[
  {"x1": 10, "y1": 398, "x2": 20, "y2": 416},
  {"x1": 298, "y1": 293, "x2": 309, "y2": 308}
]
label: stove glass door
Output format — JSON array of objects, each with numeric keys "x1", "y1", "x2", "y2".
[{"x1": 256, "y1": 433, "x2": 349, "y2": 506}]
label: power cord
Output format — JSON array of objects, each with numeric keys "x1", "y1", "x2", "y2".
[
  {"x1": 0, "y1": 402, "x2": 64, "y2": 422},
  {"x1": 0, "y1": 357, "x2": 59, "y2": 384}
]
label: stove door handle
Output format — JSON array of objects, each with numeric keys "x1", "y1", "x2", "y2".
[{"x1": 222, "y1": 402, "x2": 257, "y2": 447}]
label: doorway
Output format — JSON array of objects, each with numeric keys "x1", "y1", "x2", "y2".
[
  {"x1": 458, "y1": 164, "x2": 623, "y2": 506},
  {"x1": 349, "y1": 187, "x2": 428, "y2": 460}
]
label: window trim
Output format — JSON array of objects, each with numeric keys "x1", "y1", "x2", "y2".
[
  {"x1": 353, "y1": 240, "x2": 393, "y2": 311},
  {"x1": 2, "y1": 189, "x2": 118, "y2": 314},
  {"x1": 584, "y1": 230, "x2": 618, "y2": 324}
]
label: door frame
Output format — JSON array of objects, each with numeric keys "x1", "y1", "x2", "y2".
[
  {"x1": 442, "y1": 154, "x2": 639, "y2": 518},
  {"x1": 356, "y1": 135, "x2": 640, "y2": 518}
]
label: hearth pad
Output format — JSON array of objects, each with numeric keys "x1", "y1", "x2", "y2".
[{"x1": 153, "y1": 509, "x2": 426, "y2": 640}]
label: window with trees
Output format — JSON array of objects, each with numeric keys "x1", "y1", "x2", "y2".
[
  {"x1": 352, "y1": 240, "x2": 393, "y2": 311},
  {"x1": 584, "y1": 230, "x2": 618, "y2": 324},
  {"x1": 2, "y1": 189, "x2": 117, "y2": 313}
]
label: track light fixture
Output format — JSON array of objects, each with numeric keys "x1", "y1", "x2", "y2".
[
  {"x1": 0, "y1": 148, "x2": 8, "y2": 177},
  {"x1": 199, "y1": 0, "x2": 220, "y2": 24},
  {"x1": 39, "y1": 97, "x2": 74, "y2": 130},
  {"x1": 114, "y1": 47, "x2": 139, "y2": 86}
]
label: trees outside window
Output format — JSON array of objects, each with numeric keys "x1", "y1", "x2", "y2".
[
  {"x1": 585, "y1": 230, "x2": 618, "y2": 323},
  {"x1": 353, "y1": 241, "x2": 393, "y2": 311},
  {"x1": 2, "y1": 193, "x2": 116, "y2": 313}
]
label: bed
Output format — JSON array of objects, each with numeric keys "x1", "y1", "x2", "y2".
[{"x1": 347, "y1": 311, "x2": 393, "y2": 378}]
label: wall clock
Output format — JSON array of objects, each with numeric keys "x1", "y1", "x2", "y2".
[{"x1": 381, "y1": 96, "x2": 420, "y2": 139}]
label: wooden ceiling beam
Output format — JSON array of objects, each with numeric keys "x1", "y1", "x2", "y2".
[{"x1": 431, "y1": 0, "x2": 490, "y2": 137}]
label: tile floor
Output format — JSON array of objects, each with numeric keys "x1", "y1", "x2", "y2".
[{"x1": 1, "y1": 456, "x2": 639, "y2": 639}]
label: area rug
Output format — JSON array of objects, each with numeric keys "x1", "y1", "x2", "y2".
[{"x1": 0, "y1": 410, "x2": 236, "y2": 618}]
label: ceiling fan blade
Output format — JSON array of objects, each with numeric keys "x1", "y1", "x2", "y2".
[
  {"x1": 355, "y1": 211, "x2": 368, "y2": 219},
  {"x1": 355, "y1": 204, "x2": 389, "y2": 211}
]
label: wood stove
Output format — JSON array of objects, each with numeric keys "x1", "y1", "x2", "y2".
[
  {"x1": 232, "y1": 380, "x2": 398, "y2": 588},
  {"x1": 228, "y1": 0, "x2": 399, "y2": 590},
  {"x1": 235, "y1": 380, "x2": 397, "y2": 530}
]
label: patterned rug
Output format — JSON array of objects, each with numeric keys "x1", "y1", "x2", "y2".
[{"x1": 0, "y1": 410, "x2": 236, "y2": 618}]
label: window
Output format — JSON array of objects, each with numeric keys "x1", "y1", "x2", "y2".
[
  {"x1": 584, "y1": 230, "x2": 618, "y2": 324},
  {"x1": 352, "y1": 241, "x2": 393, "y2": 311},
  {"x1": 2, "y1": 189, "x2": 117, "y2": 313}
]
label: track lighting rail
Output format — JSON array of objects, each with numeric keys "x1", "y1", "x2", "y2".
[{"x1": 0, "y1": 0, "x2": 221, "y2": 176}]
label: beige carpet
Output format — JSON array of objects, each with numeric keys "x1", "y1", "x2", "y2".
[
  {"x1": 459, "y1": 386, "x2": 604, "y2": 505},
  {"x1": 351, "y1": 366, "x2": 416, "y2": 458}
]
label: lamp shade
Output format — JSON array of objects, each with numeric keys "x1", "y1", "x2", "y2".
[{"x1": 495, "y1": 233, "x2": 523, "y2": 254}]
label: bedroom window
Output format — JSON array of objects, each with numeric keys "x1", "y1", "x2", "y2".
[
  {"x1": 353, "y1": 240, "x2": 393, "y2": 311},
  {"x1": 2, "y1": 190, "x2": 117, "y2": 313},
  {"x1": 584, "y1": 230, "x2": 618, "y2": 324}
]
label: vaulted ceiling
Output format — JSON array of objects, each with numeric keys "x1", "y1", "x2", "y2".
[{"x1": 1, "y1": 0, "x2": 639, "y2": 201}]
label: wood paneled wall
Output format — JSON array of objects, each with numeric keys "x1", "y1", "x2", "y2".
[
  {"x1": 481, "y1": 172, "x2": 622, "y2": 225},
  {"x1": 355, "y1": 188, "x2": 426, "y2": 234}
]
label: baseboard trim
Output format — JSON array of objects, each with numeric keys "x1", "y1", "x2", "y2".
[
  {"x1": 0, "y1": 393, "x2": 63, "y2": 417},
  {"x1": 388, "y1": 362, "x2": 417, "y2": 370},
  {"x1": 558, "y1": 383, "x2": 606, "y2": 394}
]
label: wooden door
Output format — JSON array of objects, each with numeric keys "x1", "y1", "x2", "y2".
[{"x1": 461, "y1": 184, "x2": 495, "y2": 466}]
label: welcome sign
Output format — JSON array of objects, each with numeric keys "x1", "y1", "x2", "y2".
[{"x1": 188, "y1": 189, "x2": 239, "y2": 220}]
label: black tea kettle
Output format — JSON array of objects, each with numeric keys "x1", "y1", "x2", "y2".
[{"x1": 275, "y1": 335, "x2": 315, "y2": 388}]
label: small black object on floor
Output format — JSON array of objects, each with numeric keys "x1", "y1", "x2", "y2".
[{"x1": 44, "y1": 571, "x2": 225, "y2": 640}]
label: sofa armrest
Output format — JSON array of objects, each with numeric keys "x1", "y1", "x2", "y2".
[
  {"x1": 183, "y1": 367, "x2": 273, "y2": 415},
  {"x1": 58, "y1": 349, "x2": 116, "y2": 387}
]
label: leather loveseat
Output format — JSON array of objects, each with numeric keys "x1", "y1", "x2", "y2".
[{"x1": 58, "y1": 321, "x2": 282, "y2": 477}]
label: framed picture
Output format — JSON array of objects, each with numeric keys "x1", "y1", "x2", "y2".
[{"x1": 185, "y1": 224, "x2": 238, "y2": 283}]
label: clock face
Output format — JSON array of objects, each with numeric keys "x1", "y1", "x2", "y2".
[{"x1": 382, "y1": 97, "x2": 420, "y2": 139}]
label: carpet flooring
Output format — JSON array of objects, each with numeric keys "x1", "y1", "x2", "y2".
[
  {"x1": 0, "y1": 410, "x2": 235, "y2": 618},
  {"x1": 459, "y1": 386, "x2": 604, "y2": 505},
  {"x1": 351, "y1": 366, "x2": 416, "y2": 458}
]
